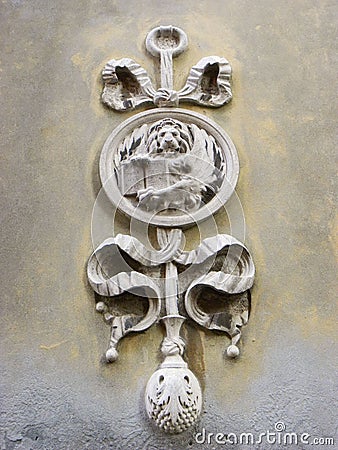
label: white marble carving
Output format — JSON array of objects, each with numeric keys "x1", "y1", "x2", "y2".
[
  {"x1": 101, "y1": 26, "x2": 232, "y2": 111},
  {"x1": 88, "y1": 230, "x2": 254, "y2": 361},
  {"x1": 88, "y1": 228, "x2": 254, "y2": 431},
  {"x1": 113, "y1": 117, "x2": 225, "y2": 214},
  {"x1": 100, "y1": 108, "x2": 239, "y2": 228},
  {"x1": 145, "y1": 316, "x2": 202, "y2": 434},
  {"x1": 87, "y1": 26, "x2": 255, "y2": 434}
]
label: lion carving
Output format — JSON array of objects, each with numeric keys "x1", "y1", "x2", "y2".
[
  {"x1": 146, "y1": 119, "x2": 193, "y2": 156},
  {"x1": 116, "y1": 116, "x2": 225, "y2": 212},
  {"x1": 137, "y1": 178, "x2": 206, "y2": 212}
]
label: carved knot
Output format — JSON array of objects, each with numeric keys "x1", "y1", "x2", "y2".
[
  {"x1": 154, "y1": 88, "x2": 179, "y2": 107},
  {"x1": 161, "y1": 337, "x2": 185, "y2": 356}
]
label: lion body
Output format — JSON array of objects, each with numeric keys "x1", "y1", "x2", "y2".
[{"x1": 137, "y1": 178, "x2": 205, "y2": 212}]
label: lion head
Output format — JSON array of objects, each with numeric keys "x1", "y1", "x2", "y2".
[{"x1": 146, "y1": 118, "x2": 193, "y2": 156}]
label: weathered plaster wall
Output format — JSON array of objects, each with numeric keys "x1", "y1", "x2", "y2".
[{"x1": 1, "y1": 1, "x2": 337, "y2": 449}]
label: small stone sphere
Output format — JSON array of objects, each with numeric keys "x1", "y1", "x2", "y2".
[
  {"x1": 106, "y1": 348, "x2": 118, "y2": 362},
  {"x1": 227, "y1": 345, "x2": 240, "y2": 358},
  {"x1": 96, "y1": 301, "x2": 106, "y2": 313}
]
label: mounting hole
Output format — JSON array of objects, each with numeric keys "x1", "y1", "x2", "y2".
[{"x1": 146, "y1": 26, "x2": 188, "y2": 58}]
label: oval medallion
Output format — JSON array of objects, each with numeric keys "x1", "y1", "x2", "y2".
[{"x1": 100, "y1": 108, "x2": 239, "y2": 228}]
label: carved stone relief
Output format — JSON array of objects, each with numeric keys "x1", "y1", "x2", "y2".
[
  {"x1": 102, "y1": 26, "x2": 232, "y2": 111},
  {"x1": 87, "y1": 25, "x2": 255, "y2": 433},
  {"x1": 100, "y1": 108, "x2": 239, "y2": 228}
]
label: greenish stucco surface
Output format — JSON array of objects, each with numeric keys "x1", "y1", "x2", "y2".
[{"x1": 1, "y1": 1, "x2": 337, "y2": 449}]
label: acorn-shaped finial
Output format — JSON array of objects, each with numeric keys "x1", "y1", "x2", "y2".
[{"x1": 145, "y1": 366, "x2": 202, "y2": 433}]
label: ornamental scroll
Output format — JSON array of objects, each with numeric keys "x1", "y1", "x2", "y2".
[{"x1": 87, "y1": 26, "x2": 255, "y2": 434}]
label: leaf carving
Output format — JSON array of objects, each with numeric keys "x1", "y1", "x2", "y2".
[{"x1": 145, "y1": 367, "x2": 202, "y2": 433}]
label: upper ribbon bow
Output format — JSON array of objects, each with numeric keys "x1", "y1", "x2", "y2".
[{"x1": 101, "y1": 25, "x2": 232, "y2": 111}]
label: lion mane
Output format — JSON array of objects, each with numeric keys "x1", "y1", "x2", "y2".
[{"x1": 146, "y1": 118, "x2": 193, "y2": 155}]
